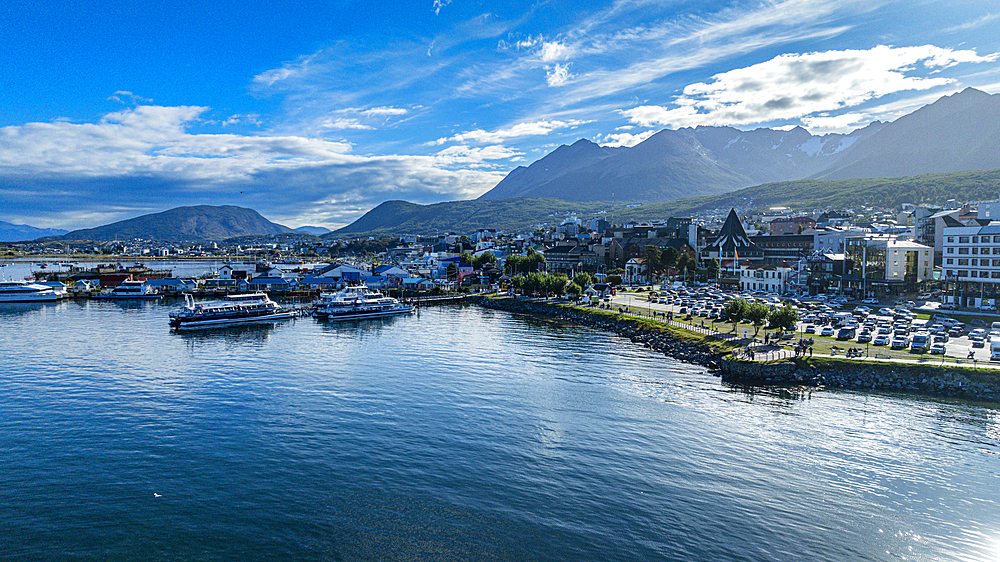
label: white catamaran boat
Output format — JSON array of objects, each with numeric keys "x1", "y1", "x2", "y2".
[
  {"x1": 0, "y1": 279, "x2": 65, "y2": 302},
  {"x1": 313, "y1": 284, "x2": 414, "y2": 321},
  {"x1": 169, "y1": 293, "x2": 297, "y2": 330},
  {"x1": 92, "y1": 278, "x2": 162, "y2": 300}
]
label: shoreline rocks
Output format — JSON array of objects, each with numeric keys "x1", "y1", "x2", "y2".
[{"x1": 476, "y1": 296, "x2": 1000, "y2": 403}]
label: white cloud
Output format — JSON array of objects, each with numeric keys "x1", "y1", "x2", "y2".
[
  {"x1": 322, "y1": 118, "x2": 374, "y2": 130},
  {"x1": 434, "y1": 119, "x2": 588, "y2": 145},
  {"x1": 361, "y1": 106, "x2": 408, "y2": 117},
  {"x1": 435, "y1": 144, "x2": 521, "y2": 166},
  {"x1": 108, "y1": 91, "x2": 152, "y2": 104},
  {"x1": 540, "y1": 42, "x2": 570, "y2": 62},
  {"x1": 621, "y1": 45, "x2": 999, "y2": 129},
  {"x1": 433, "y1": 0, "x2": 452, "y2": 15},
  {"x1": 0, "y1": 105, "x2": 504, "y2": 229},
  {"x1": 600, "y1": 130, "x2": 656, "y2": 147},
  {"x1": 545, "y1": 63, "x2": 573, "y2": 87}
]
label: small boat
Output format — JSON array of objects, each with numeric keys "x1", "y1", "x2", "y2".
[
  {"x1": 92, "y1": 278, "x2": 162, "y2": 300},
  {"x1": 313, "y1": 284, "x2": 414, "y2": 321},
  {"x1": 170, "y1": 293, "x2": 297, "y2": 330},
  {"x1": 0, "y1": 279, "x2": 65, "y2": 302}
]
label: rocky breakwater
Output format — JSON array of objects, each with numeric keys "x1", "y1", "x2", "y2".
[
  {"x1": 721, "y1": 357, "x2": 1000, "y2": 402},
  {"x1": 476, "y1": 297, "x2": 727, "y2": 370}
]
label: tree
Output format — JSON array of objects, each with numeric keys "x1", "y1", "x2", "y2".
[
  {"x1": 566, "y1": 282, "x2": 582, "y2": 298},
  {"x1": 643, "y1": 245, "x2": 662, "y2": 278},
  {"x1": 705, "y1": 258, "x2": 720, "y2": 281},
  {"x1": 573, "y1": 272, "x2": 592, "y2": 290},
  {"x1": 744, "y1": 301, "x2": 771, "y2": 336},
  {"x1": 768, "y1": 304, "x2": 799, "y2": 332},
  {"x1": 606, "y1": 274, "x2": 623, "y2": 287},
  {"x1": 472, "y1": 252, "x2": 496, "y2": 269},
  {"x1": 723, "y1": 298, "x2": 748, "y2": 333},
  {"x1": 446, "y1": 263, "x2": 459, "y2": 281},
  {"x1": 675, "y1": 253, "x2": 694, "y2": 284},
  {"x1": 608, "y1": 268, "x2": 625, "y2": 276},
  {"x1": 661, "y1": 247, "x2": 679, "y2": 279},
  {"x1": 544, "y1": 274, "x2": 569, "y2": 297}
]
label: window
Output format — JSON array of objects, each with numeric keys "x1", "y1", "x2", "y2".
[
  {"x1": 960, "y1": 248, "x2": 970, "y2": 254},
  {"x1": 958, "y1": 270, "x2": 969, "y2": 277},
  {"x1": 972, "y1": 247, "x2": 979, "y2": 254},
  {"x1": 982, "y1": 271, "x2": 990, "y2": 278},
  {"x1": 959, "y1": 259, "x2": 969, "y2": 266},
  {"x1": 947, "y1": 248, "x2": 954, "y2": 254},
  {"x1": 971, "y1": 259, "x2": 978, "y2": 266},
  {"x1": 993, "y1": 272, "x2": 1000, "y2": 279},
  {"x1": 948, "y1": 237, "x2": 955, "y2": 243},
  {"x1": 972, "y1": 236, "x2": 979, "y2": 243},
  {"x1": 994, "y1": 248, "x2": 1000, "y2": 255},
  {"x1": 995, "y1": 236, "x2": 1000, "y2": 243},
  {"x1": 994, "y1": 259, "x2": 1000, "y2": 267},
  {"x1": 960, "y1": 236, "x2": 969, "y2": 243},
  {"x1": 946, "y1": 258, "x2": 954, "y2": 265}
]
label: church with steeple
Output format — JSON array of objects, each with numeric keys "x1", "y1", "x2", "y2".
[{"x1": 703, "y1": 208, "x2": 763, "y2": 270}]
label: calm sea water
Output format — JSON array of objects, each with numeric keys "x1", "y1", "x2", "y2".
[{"x1": 1, "y1": 262, "x2": 999, "y2": 561}]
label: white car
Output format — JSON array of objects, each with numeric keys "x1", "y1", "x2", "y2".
[
  {"x1": 820, "y1": 326, "x2": 834, "y2": 337},
  {"x1": 862, "y1": 297, "x2": 879, "y2": 305}
]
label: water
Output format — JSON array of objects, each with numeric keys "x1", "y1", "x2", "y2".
[{"x1": 2, "y1": 263, "x2": 999, "y2": 561}]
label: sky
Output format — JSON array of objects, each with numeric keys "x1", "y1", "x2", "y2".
[{"x1": 2, "y1": 0, "x2": 999, "y2": 231}]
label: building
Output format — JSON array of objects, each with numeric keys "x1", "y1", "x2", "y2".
[
  {"x1": 941, "y1": 220, "x2": 1000, "y2": 307},
  {"x1": 768, "y1": 216, "x2": 815, "y2": 235},
  {"x1": 543, "y1": 243, "x2": 600, "y2": 275},
  {"x1": 703, "y1": 209, "x2": 764, "y2": 266},
  {"x1": 750, "y1": 234, "x2": 813, "y2": 265},
  {"x1": 739, "y1": 261, "x2": 794, "y2": 294},
  {"x1": 844, "y1": 235, "x2": 933, "y2": 297}
]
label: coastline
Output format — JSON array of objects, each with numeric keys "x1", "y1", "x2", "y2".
[{"x1": 476, "y1": 296, "x2": 1000, "y2": 404}]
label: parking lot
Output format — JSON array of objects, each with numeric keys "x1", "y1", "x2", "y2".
[{"x1": 607, "y1": 287, "x2": 1000, "y2": 365}]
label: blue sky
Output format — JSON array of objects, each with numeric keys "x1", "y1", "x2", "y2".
[{"x1": 2, "y1": 0, "x2": 999, "y2": 230}]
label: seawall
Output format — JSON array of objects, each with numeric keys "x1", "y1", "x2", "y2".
[{"x1": 476, "y1": 297, "x2": 1000, "y2": 403}]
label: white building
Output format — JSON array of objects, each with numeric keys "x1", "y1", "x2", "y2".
[
  {"x1": 941, "y1": 220, "x2": 1000, "y2": 306},
  {"x1": 739, "y1": 261, "x2": 793, "y2": 294}
]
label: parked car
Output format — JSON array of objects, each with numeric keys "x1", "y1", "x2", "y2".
[
  {"x1": 929, "y1": 343, "x2": 946, "y2": 355},
  {"x1": 862, "y1": 297, "x2": 879, "y2": 305},
  {"x1": 820, "y1": 326, "x2": 834, "y2": 337},
  {"x1": 857, "y1": 331, "x2": 873, "y2": 343},
  {"x1": 804, "y1": 325, "x2": 816, "y2": 334},
  {"x1": 873, "y1": 334, "x2": 891, "y2": 346},
  {"x1": 890, "y1": 336, "x2": 910, "y2": 349}
]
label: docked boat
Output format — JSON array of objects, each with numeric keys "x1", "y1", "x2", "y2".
[
  {"x1": 313, "y1": 284, "x2": 414, "y2": 321},
  {"x1": 92, "y1": 278, "x2": 162, "y2": 300},
  {"x1": 0, "y1": 279, "x2": 65, "y2": 302},
  {"x1": 169, "y1": 293, "x2": 297, "y2": 330}
]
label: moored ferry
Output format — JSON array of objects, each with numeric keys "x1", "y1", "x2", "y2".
[
  {"x1": 313, "y1": 284, "x2": 414, "y2": 321},
  {"x1": 170, "y1": 293, "x2": 297, "y2": 330},
  {"x1": 92, "y1": 278, "x2": 162, "y2": 300},
  {"x1": 0, "y1": 279, "x2": 65, "y2": 302}
]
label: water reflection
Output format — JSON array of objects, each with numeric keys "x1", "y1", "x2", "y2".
[
  {"x1": 172, "y1": 321, "x2": 281, "y2": 348},
  {"x1": 0, "y1": 301, "x2": 60, "y2": 318},
  {"x1": 315, "y1": 314, "x2": 402, "y2": 336}
]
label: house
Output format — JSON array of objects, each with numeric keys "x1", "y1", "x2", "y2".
[
  {"x1": 239, "y1": 277, "x2": 291, "y2": 292},
  {"x1": 739, "y1": 261, "x2": 793, "y2": 294},
  {"x1": 315, "y1": 263, "x2": 369, "y2": 282},
  {"x1": 144, "y1": 278, "x2": 198, "y2": 295},
  {"x1": 624, "y1": 258, "x2": 648, "y2": 284},
  {"x1": 402, "y1": 277, "x2": 435, "y2": 291}
]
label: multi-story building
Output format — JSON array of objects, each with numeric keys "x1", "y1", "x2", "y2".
[
  {"x1": 739, "y1": 261, "x2": 794, "y2": 294},
  {"x1": 749, "y1": 234, "x2": 813, "y2": 265},
  {"x1": 941, "y1": 219, "x2": 1000, "y2": 307},
  {"x1": 768, "y1": 216, "x2": 816, "y2": 235},
  {"x1": 844, "y1": 235, "x2": 933, "y2": 297}
]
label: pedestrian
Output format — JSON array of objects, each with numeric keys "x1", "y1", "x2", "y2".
[{"x1": 809, "y1": 346, "x2": 813, "y2": 357}]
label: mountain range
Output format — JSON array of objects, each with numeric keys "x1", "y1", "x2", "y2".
[
  {"x1": 479, "y1": 87, "x2": 1000, "y2": 204},
  {"x1": 0, "y1": 221, "x2": 68, "y2": 242},
  {"x1": 56, "y1": 205, "x2": 295, "y2": 242}
]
